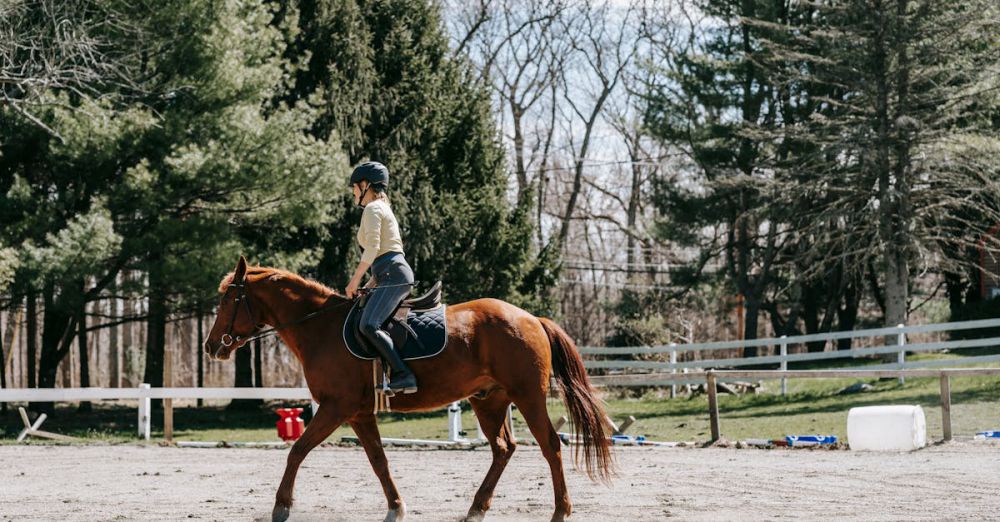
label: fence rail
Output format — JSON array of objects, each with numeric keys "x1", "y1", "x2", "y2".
[
  {"x1": 0, "y1": 386, "x2": 315, "y2": 440},
  {"x1": 579, "y1": 317, "x2": 1000, "y2": 355},
  {"x1": 580, "y1": 317, "x2": 1000, "y2": 390}
]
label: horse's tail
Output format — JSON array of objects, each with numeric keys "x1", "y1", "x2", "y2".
[{"x1": 538, "y1": 317, "x2": 614, "y2": 483}]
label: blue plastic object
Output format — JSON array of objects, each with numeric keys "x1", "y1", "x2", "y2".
[
  {"x1": 976, "y1": 431, "x2": 1000, "y2": 439},
  {"x1": 786, "y1": 435, "x2": 838, "y2": 446},
  {"x1": 611, "y1": 434, "x2": 647, "y2": 445}
]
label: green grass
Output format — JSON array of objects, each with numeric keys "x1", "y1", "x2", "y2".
[{"x1": 3, "y1": 355, "x2": 999, "y2": 445}]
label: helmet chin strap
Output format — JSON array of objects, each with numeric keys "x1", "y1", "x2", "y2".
[{"x1": 357, "y1": 184, "x2": 371, "y2": 208}]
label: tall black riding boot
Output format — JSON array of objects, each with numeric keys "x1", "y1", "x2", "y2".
[{"x1": 369, "y1": 329, "x2": 418, "y2": 394}]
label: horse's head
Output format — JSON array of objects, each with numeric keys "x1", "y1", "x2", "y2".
[{"x1": 204, "y1": 256, "x2": 265, "y2": 360}]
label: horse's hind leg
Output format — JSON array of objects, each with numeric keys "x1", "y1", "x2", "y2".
[
  {"x1": 350, "y1": 414, "x2": 407, "y2": 522},
  {"x1": 510, "y1": 391, "x2": 571, "y2": 522},
  {"x1": 465, "y1": 392, "x2": 516, "y2": 522},
  {"x1": 273, "y1": 405, "x2": 348, "y2": 522}
]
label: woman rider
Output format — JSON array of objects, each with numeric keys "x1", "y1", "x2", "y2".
[{"x1": 344, "y1": 161, "x2": 418, "y2": 395}]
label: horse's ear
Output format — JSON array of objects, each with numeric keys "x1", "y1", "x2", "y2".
[{"x1": 234, "y1": 256, "x2": 248, "y2": 279}]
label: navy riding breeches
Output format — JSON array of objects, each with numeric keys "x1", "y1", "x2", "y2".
[{"x1": 360, "y1": 252, "x2": 414, "y2": 345}]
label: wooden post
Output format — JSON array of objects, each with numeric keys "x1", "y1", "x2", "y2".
[
  {"x1": 707, "y1": 371, "x2": 720, "y2": 442},
  {"x1": 617, "y1": 415, "x2": 636, "y2": 434},
  {"x1": 669, "y1": 344, "x2": 677, "y2": 398},
  {"x1": 779, "y1": 335, "x2": 788, "y2": 396},
  {"x1": 940, "y1": 372, "x2": 952, "y2": 441}
]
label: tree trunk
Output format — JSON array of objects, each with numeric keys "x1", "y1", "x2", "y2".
[
  {"x1": 253, "y1": 338, "x2": 263, "y2": 388},
  {"x1": 0, "y1": 311, "x2": 6, "y2": 414},
  {"x1": 143, "y1": 266, "x2": 167, "y2": 409},
  {"x1": 35, "y1": 282, "x2": 76, "y2": 414},
  {"x1": 944, "y1": 271, "x2": 966, "y2": 317},
  {"x1": 743, "y1": 297, "x2": 761, "y2": 358},
  {"x1": 77, "y1": 287, "x2": 92, "y2": 413},
  {"x1": 802, "y1": 283, "x2": 825, "y2": 353},
  {"x1": 873, "y1": 2, "x2": 909, "y2": 347},
  {"x1": 837, "y1": 276, "x2": 861, "y2": 351},
  {"x1": 228, "y1": 341, "x2": 260, "y2": 410},
  {"x1": 122, "y1": 271, "x2": 135, "y2": 387},
  {"x1": 109, "y1": 297, "x2": 120, "y2": 387},
  {"x1": 26, "y1": 289, "x2": 37, "y2": 388},
  {"x1": 197, "y1": 306, "x2": 204, "y2": 408}
]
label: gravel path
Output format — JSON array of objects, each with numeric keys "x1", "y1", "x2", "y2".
[{"x1": 1, "y1": 442, "x2": 998, "y2": 521}]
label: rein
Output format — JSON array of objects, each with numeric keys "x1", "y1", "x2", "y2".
[
  {"x1": 219, "y1": 277, "x2": 417, "y2": 347},
  {"x1": 219, "y1": 275, "x2": 355, "y2": 347}
]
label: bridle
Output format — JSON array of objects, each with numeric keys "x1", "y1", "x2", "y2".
[
  {"x1": 218, "y1": 276, "x2": 259, "y2": 348},
  {"x1": 217, "y1": 273, "x2": 358, "y2": 348}
]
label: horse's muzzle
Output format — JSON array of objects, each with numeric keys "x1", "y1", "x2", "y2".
[{"x1": 204, "y1": 340, "x2": 234, "y2": 361}]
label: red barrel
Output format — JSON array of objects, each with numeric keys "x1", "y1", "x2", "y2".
[{"x1": 275, "y1": 408, "x2": 305, "y2": 441}]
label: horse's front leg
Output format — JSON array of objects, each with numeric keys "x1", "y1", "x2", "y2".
[
  {"x1": 350, "y1": 414, "x2": 406, "y2": 522},
  {"x1": 272, "y1": 404, "x2": 346, "y2": 522}
]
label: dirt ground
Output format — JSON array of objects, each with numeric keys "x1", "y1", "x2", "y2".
[{"x1": 1, "y1": 442, "x2": 998, "y2": 521}]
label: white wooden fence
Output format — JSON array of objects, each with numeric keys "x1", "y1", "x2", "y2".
[
  {"x1": 2, "y1": 317, "x2": 999, "y2": 440},
  {"x1": 579, "y1": 317, "x2": 1000, "y2": 391},
  {"x1": 0, "y1": 386, "x2": 315, "y2": 440}
]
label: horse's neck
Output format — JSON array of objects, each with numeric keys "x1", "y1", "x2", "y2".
[{"x1": 255, "y1": 278, "x2": 347, "y2": 362}]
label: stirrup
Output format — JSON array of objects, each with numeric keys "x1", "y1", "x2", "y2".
[
  {"x1": 388, "y1": 373, "x2": 418, "y2": 394},
  {"x1": 379, "y1": 373, "x2": 396, "y2": 398}
]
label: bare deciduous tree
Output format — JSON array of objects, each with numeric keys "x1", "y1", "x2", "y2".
[{"x1": 0, "y1": 0, "x2": 143, "y2": 138}]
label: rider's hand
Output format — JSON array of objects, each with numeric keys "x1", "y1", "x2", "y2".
[{"x1": 346, "y1": 279, "x2": 360, "y2": 299}]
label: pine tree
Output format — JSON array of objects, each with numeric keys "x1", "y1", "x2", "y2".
[
  {"x1": 1, "y1": 0, "x2": 343, "y2": 405},
  {"x1": 278, "y1": 0, "x2": 540, "y2": 307},
  {"x1": 746, "y1": 0, "x2": 1000, "y2": 331}
]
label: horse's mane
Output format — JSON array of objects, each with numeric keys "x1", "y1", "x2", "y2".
[{"x1": 218, "y1": 266, "x2": 343, "y2": 298}]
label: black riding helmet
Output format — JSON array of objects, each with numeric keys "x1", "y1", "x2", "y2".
[{"x1": 350, "y1": 161, "x2": 389, "y2": 208}]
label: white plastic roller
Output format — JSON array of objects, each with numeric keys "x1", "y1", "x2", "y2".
[{"x1": 847, "y1": 405, "x2": 927, "y2": 451}]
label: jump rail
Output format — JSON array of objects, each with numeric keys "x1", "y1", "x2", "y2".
[{"x1": 596, "y1": 368, "x2": 1000, "y2": 444}]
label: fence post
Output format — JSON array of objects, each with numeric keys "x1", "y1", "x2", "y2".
[
  {"x1": 706, "y1": 371, "x2": 720, "y2": 443},
  {"x1": 669, "y1": 344, "x2": 678, "y2": 398},
  {"x1": 448, "y1": 401, "x2": 462, "y2": 442},
  {"x1": 897, "y1": 324, "x2": 906, "y2": 384},
  {"x1": 940, "y1": 372, "x2": 952, "y2": 441},
  {"x1": 780, "y1": 335, "x2": 788, "y2": 396},
  {"x1": 137, "y1": 383, "x2": 151, "y2": 440}
]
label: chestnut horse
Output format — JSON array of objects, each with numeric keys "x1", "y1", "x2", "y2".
[{"x1": 203, "y1": 257, "x2": 613, "y2": 522}]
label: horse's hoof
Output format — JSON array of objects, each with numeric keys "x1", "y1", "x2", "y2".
[
  {"x1": 464, "y1": 509, "x2": 486, "y2": 522},
  {"x1": 384, "y1": 501, "x2": 407, "y2": 521},
  {"x1": 549, "y1": 512, "x2": 567, "y2": 522},
  {"x1": 272, "y1": 504, "x2": 290, "y2": 522}
]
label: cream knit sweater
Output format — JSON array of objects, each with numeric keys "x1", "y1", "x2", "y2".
[{"x1": 357, "y1": 199, "x2": 404, "y2": 265}]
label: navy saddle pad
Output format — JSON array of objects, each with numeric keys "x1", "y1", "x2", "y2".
[{"x1": 342, "y1": 301, "x2": 448, "y2": 361}]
